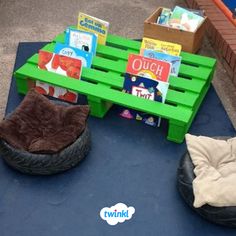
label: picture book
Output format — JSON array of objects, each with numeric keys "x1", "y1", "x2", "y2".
[
  {"x1": 184, "y1": 8, "x2": 205, "y2": 17},
  {"x1": 143, "y1": 50, "x2": 181, "y2": 77},
  {"x1": 36, "y1": 50, "x2": 82, "y2": 103},
  {"x1": 157, "y1": 8, "x2": 172, "y2": 25},
  {"x1": 54, "y1": 42, "x2": 93, "y2": 68},
  {"x1": 77, "y1": 12, "x2": 109, "y2": 45},
  {"x1": 65, "y1": 28, "x2": 97, "y2": 56},
  {"x1": 140, "y1": 37, "x2": 182, "y2": 56},
  {"x1": 169, "y1": 6, "x2": 204, "y2": 32},
  {"x1": 126, "y1": 54, "x2": 171, "y2": 82},
  {"x1": 120, "y1": 73, "x2": 169, "y2": 127}
]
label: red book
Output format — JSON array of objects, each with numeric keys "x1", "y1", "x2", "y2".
[
  {"x1": 126, "y1": 54, "x2": 171, "y2": 82},
  {"x1": 36, "y1": 50, "x2": 82, "y2": 103}
]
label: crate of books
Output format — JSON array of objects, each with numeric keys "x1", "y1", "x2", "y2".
[
  {"x1": 14, "y1": 12, "x2": 216, "y2": 143},
  {"x1": 144, "y1": 6, "x2": 207, "y2": 53}
]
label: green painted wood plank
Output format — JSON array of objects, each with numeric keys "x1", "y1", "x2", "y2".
[
  {"x1": 92, "y1": 56, "x2": 126, "y2": 73},
  {"x1": 166, "y1": 90, "x2": 198, "y2": 107},
  {"x1": 24, "y1": 55, "x2": 198, "y2": 107},
  {"x1": 41, "y1": 42, "x2": 127, "y2": 74},
  {"x1": 52, "y1": 33, "x2": 65, "y2": 44},
  {"x1": 179, "y1": 64, "x2": 211, "y2": 81},
  {"x1": 26, "y1": 53, "x2": 201, "y2": 107},
  {"x1": 27, "y1": 54, "x2": 124, "y2": 89},
  {"x1": 106, "y1": 34, "x2": 141, "y2": 52},
  {"x1": 169, "y1": 76, "x2": 205, "y2": 93},
  {"x1": 180, "y1": 51, "x2": 216, "y2": 68},
  {"x1": 15, "y1": 64, "x2": 192, "y2": 123}
]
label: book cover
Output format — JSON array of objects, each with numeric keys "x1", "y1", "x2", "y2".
[
  {"x1": 157, "y1": 8, "x2": 172, "y2": 25},
  {"x1": 54, "y1": 42, "x2": 93, "y2": 68},
  {"x1": 65, "y1": 28, "x2": 97, "y2": 56},
  {"x1": 77, "y1": 12, "x2": 109, "y2": 45},
  {"x1": 169, "y1": 6, "x2": 204, "y2": 32},
  {"x1": 140, "y1": 37, "x2": 182, "y2": 56},
  {"x1": 120, "y1": 73, "x2": 169, "y2": 127},
  {"x1": 143, "y1": 49, "x2": 182, "y2": 76},
  {"x1": 126, "y1": 54, "x2": 171, "y2": 82},
  {"x1": 35, "y1": 50, "x2": 82, "y2": 103}
]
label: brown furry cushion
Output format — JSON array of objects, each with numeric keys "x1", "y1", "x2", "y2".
[{"x1": 0, "y1": 89, "x2": 89, "y2": 153}]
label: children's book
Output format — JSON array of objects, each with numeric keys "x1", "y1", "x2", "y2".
[
  {"x1": 169, "y1": 6, "x2": 204, "y2": 32},
  {"x1": 120, "y1": 73, "x2": 169, "y2": 127},
  {"x1": 77, "y1": 12, "x2": 109, "y2": 45},
  {"x1": 36, "y1": 50, "x2": 82, "y2": 103},
  {"x1": 65, "y1": 28, "x2": 97, "y2": 56},
  {"x1": 143, "y1": 50, "x2": 181, "y2": 77},
  {"x1": 126, "y1": 54, "x2": 171, "y2": 82},
  {"x1": 157, "y1": 8, "x2": 172, "y2": 25},
  {"x1": 140, "y1": 37, "x2": 182, "y2": 56},
  {"x1": 54, "y1": 42, "x2": 93, "y2": 68}
]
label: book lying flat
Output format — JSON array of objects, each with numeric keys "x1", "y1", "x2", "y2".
[
  {"x1": 36, "y1": 50, "x2": 82, "y2": 103},
  {"x1": 169, "y1": 6, "x2": 204, "y2": 32}
]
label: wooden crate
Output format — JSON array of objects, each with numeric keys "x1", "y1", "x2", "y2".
[
  {"x1": 14, "y1": 28, "x2": 216, "y2": 143},
  {"x1": 144, "y1": 7, "x2": 207, "y2": 53}
]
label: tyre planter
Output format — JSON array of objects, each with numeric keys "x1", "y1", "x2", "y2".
[
  {"x1": 0, "y1": 125, "x2": 91, "y2": 175},
  {"x1": 177, "y1": 136, "x2": 236, "y2": 227}
]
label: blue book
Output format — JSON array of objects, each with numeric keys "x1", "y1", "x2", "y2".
[
  {"x1": 120, "y1": 73, "x2": 169, "y2": 127},
  {"x1": 65, "y1": 28, "x2": 97, "y2": 56},
  {"x1": 54, "y1": 43, "x2": 93, "y2": 68},
  {"x1": 143, "y1": 49, "x2": 181, "y2": 76}
]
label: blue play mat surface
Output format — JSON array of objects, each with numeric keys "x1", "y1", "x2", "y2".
[{"x1": 1, "y1": 42, "x2": 236, "y2": 236}]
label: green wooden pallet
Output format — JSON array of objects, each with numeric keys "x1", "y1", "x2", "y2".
[{"x1": 14, "y1": 28, "x2": 216, "y2": 143}]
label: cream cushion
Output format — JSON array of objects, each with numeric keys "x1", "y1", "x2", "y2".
[{"x1": 185, "y1": 134, "x2": 236, "y2": 208}]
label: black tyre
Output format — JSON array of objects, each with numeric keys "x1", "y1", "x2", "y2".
[
  {"x1": 177, "y1": 137, "x2": 236, "y2": 227},
  {"x1": 0, "y1": 125, "x2": 91, "y2": 175}
]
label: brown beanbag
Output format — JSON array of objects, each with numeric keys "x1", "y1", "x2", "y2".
[{"x1": 0, "y1": 89, "x2": 89, "y2": 153}]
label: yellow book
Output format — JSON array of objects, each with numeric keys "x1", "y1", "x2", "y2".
[
  {"x1": 140, "y1": 37, "x2": 182, "y2": 56},
  {"x1": 77, "y1": 12, "x2": 109, "y2": 45}
]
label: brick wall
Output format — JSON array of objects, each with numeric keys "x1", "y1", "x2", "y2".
[{"x1": 185, "y1": 0, "x2": 236, "y2": 85}]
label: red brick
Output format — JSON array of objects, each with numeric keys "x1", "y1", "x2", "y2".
[
  {"x1": 218, "y1": 29, "x2": 236, "y2": 35},
  {"x1": 226, "y1": 46, "x2": 233, "y2": 64},
  {"x1": 230, "y1": 52, "x2": 236, "y2": 71},
  {"x1": 185, "y1": 0, "x2": 194, "y2": 7},
  {"x1": 222, "y1": 40, "x2": 229, "y2": 58},
  {"x1": 216, "y1": 34, "x2": 225, "y2": 57},
  {"x1": 222, "y1": 59, "x2": 234, "y2": 80}
]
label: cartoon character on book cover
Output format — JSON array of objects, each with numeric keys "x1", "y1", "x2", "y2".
[
  {"x1": 77, "y1": 12, "x2": 109, "y2": 45},
  {"x1": 65, "y1": 28, "x2": 97, "y2": 56},
  {"x1": 140, "y1": 37, "x2": 182, "y2": 56},
  {"x1": 126, "y1": 54, "x2": 171, "y2": 82},
  {"x1": 54, "y1": 42, "x2": 93, "y2": 68},
  {"x1": 35, "y1": 50, "x2": 82, "y2": 103},
  {"x1": 120, "y1": 73, "x2": 169, "y2": 127},
  {"x1": 143, "y1": 49, "x2": 181, "y2": 76}
]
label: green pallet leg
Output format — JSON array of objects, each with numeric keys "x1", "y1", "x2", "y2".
[
  {"x1": 167, "y1": 120, "x2": 188, "y2": 143},
  {"x1": 15, "y1": 76, "x2": 29, "y2": 95},
  {"x1": 87, "y1": 95, "x2": 113, "y2": 118}
]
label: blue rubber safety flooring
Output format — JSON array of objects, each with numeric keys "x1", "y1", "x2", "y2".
[{"x1": 1, "y1": 42, "x2": 236, "y2": 236}]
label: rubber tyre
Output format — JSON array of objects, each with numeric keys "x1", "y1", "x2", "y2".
[
  {"x1": 177, "y1": 136, "x2": 236, "y2": 227},
  {"x1": 0, "y1": 126, "x2": 91, "y2": 175}
]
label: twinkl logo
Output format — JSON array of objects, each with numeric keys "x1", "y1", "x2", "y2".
[{"x1": 100, "y1": 203, "x2": 135, "y2": 226}]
